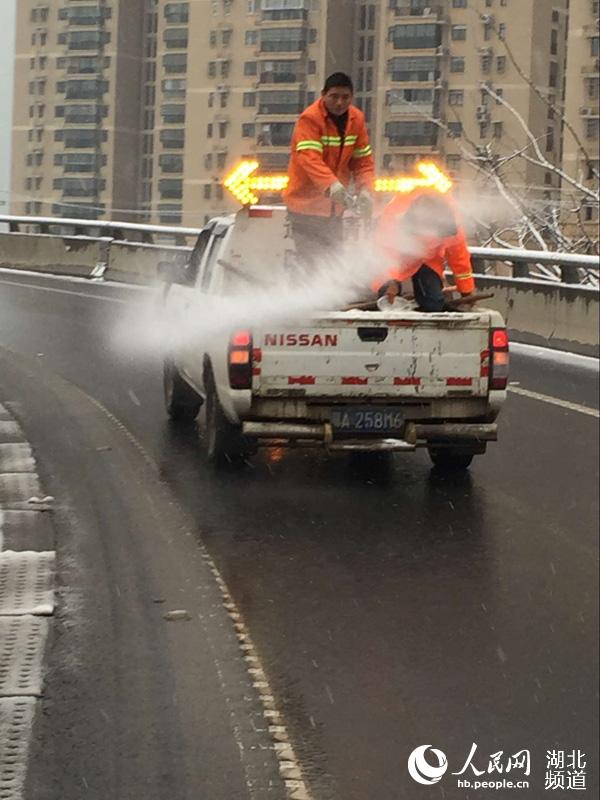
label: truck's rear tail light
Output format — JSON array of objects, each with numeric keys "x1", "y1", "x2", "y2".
[
  {"x1": 492, "y1": 329, "x2": 509, "y2": 350},
  {"x1": 228, "y1": 330, "x2": 253, "y2": 389},
  {"x1": 490, "y1": 327, "x2": 509, "y2": 390}
]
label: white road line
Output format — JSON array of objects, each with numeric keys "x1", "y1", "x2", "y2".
[
  {"x1": 508, "y1": 385, "x2": 600, "y2": 418},
  {"x1": 0, "y1": 278, "x2": 130, "y2": 304}
]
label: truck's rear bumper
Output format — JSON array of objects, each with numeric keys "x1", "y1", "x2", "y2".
[{"x1": 242, "y1": 421, "x2": 497, "y2": 452}]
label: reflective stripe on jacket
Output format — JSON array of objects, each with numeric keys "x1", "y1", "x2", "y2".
[
  {"x1": 373, "y1": 189, "x2": 475, "y2": 295},
  {"x1": 283, "y1": 98, "x2": 375, "y2": 217}
]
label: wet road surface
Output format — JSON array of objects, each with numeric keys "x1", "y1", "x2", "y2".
[{"x1": 0, "y1": 271, "x2": 598, "y2": 799}]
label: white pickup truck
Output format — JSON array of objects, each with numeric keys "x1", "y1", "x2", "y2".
[{"x1": 161, "y1": 206, "x2": 508, "y2": 470}]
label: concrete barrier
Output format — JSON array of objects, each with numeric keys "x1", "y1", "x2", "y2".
[
  {"x1": 0, "y1": 232, "x2": 110, "y2": 277},
  {"x1": 475, "y1": 275, "x2": 599, "y2": 358},
  {"x1": 104, "y1": 240, "x2": 191, "y2": 285}
]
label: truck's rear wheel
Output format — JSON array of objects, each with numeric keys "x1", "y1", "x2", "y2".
[
  {"x1": 428, "y1": 447, "x2": 477, "y2": 471},
  {"x1": 164, "y1": 359, "x2": 202, "y2": 422},
  {"x1": 205, "y1": 371, "x2": 252, "y2": 466}
]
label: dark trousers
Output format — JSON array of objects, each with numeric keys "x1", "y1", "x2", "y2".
[
  {"x1": 288, "y1": 212, "x2": 343, "y2": 272},
  {"x1": 411, "y1": 264, "x2": 445, "y2": 312}
]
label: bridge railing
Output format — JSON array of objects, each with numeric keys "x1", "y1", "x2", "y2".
[
  {"x1": 0, "y1": 213, "x2": 598, "y2": 356},
  {"x1": 1, "y1": 212, "x2": 598, "y2": 285}
]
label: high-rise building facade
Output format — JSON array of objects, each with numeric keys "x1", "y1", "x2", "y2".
[
  {"x1": 12, "y1": 0, "x2": 146, "y2": 221},
  {"x1": 354, "y1": 0, "x2": 568, "y2": 198},
  {"x1": 11, "y1": 0, "x2": 589, "y2": 229},
  {"x1": 563, "y1": 0, "x2": 599, "y2": 229}
]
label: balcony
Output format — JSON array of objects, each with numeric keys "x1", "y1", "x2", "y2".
[
  {"x1": 386, "y1": 88, "x2": 435, "y2": 116},
  {"x1": 260, "y1": 28, "x2": 307, "y2": 53},
  {"x1": 257, "y1": 90, "x2": 305, "y2": 115},
  {"x1": 393, "y1": 4, "x2": 443, "y2": 17},
  {"x1": 261, "y1": 9, "x2": 308, "y2": 22}
]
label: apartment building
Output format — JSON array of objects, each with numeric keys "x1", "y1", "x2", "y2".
[
  {"x1": 12, "y1": 0, "x2": 146, "y2": 220},
  {"x1": 563, "y1": 0, "x2": 599, "y2": 227},
  {"x1": 172, "y1": 0, "x2": 355, "y2": 226},
  {"x1": 354, "y1": 0, "x2": 569, "y2": 202},
  {"x1": 11, "y1": 0, "x2": 584, "y2": 226}
]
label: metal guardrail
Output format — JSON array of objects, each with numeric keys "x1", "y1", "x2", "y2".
[{"x1": 0, "y1": 213, "x2": 598, "y2": 285}]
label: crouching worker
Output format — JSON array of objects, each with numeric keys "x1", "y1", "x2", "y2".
[{"x1": 373, "y1": 189, "x2": 475, "y2": 311}]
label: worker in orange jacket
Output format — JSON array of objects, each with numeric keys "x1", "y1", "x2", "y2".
[
  {"x1": 283, "y1": 72, "x2": 375, "y2": 269},
  {"x1": 373, "y1": 188, "x2": 476, "y2": 311}
]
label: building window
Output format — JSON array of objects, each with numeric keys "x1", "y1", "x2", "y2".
[
  {"x1": 260, "y1": 28, "x2": 307, "y2": 52},
  {"x1": 243, "y1": 92, "x2": 256, "y2": 107},
  {"x1": 384, "y1": 120, "x2": 437, "y2": 146},
  {"x1": 162, "y1": 78, "x2": 187, "y2": 98},
  {"x1": 209, "y1": 30, "x2": 217, "y2": 47},
  {"x1": 164, "y1": 28, "x2": 189, "y2": 49},
  {"x1": 219, "y1": 122, "x2": 228, "y2": 138},
  {"x1": 258, "y1": 90, "x2": 305, "y2": 115},
  {"x1": 161, "y1": 104, "x2": 186, "y2": 124},
  {"x1": 159, "y1": 205, "x2": 182, "y2": 224},
  {"x1": 591, "y1": 37, "x2": 599, "y2": 57},
  {"x1": 257, "y1": 121, "x2": 294, "y2": 146},
  {"x1": 388, "y1": 55, "x2": 437, "y2": 82},
  {"x1": 165, "y1": 3, "x2": 189, "y2": 23},
  {"x1": 452, "y1": 0, "x2": 467, "y2": 6},
  {"x1": 220, "y1": 91, "x2": 228, "y2": 108},
  {"x1": 448, "y1": 90, "x2": 464, "y2": 106},
  {"x1": 493, "y1": 121, "x2": 503, "y2": 138},
  {"x1": 549, "y1": 61, "x2": 558, "y2": 87},
  {"x1": 222, "y1": 28, "x2": 233, "y2": 46},
  {"x1": 164, "y1": 54, "x2": 187, "y2": 74},
  {"x1": 479, "y1": 123, "x2": 489, "y2": 138},
  {"x1": 207, "y1": 123, "x2": 213, "y2": 138},
  {"x1": 446, "y1": 154, "x2": 461, "y2": 172},
  {"x1": 159, "y1": 154, "x2": 183, "y2": 173},
  {"x1": 447, "y1": 122, "x2": 462, "y2": 138},
  {"x1": 450, "y1": 57, "x2": 465, "y2": 72},
  {"x1": 585, "y1": 119, "x2": 599, "y2": 139},
  {"x1": 66, "y1": 31, "x2": 110, "y2": 51},
  {"x1": 586, "y1": 79, "x2": 599, "y2": 101},
  {"x1": 159, "y1": 179, "x2": 183, "y2": 199},
  {"x1": 498, "y1": 23, "x2": 506, "y2": 38},
  {"x1": 245, "y1": 30, "x2": 258, "y2": 45},
  {"x1": 160, "y1": 129, "x2": 185, "y2": 148},
  {"x1": 481, "y1": 55, "x2": 492, "y2": 73},
  {"x1": 244, "y1": 61, "x2": 257, "y2": 75},
  {"x1": 546, "y1": 127, "x2": 555, "y2": 150},
  {"x1": 208, "y1": 61, "x2": 216, "y2": 78},
  {"x1": 451, "y1": 25, "x2": 466, "y2": 41},
  {"x1": 242, "y1": 123, "x2": 255, "y2": 137},
  {"x1": 204, "y1": 184, "x2": 212, "y2": 200},
  {"x1": 389, "y1": 24, "x2": 440, "y2": 51},
  {"x1": 496, "y1": 56, "x2": 506, "y2": 73}
]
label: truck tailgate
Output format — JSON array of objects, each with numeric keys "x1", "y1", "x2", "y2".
[{"x1": 253, "y1": 311, "x2": 491, "y2": 399}]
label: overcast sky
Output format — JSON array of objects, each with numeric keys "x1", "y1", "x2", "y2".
[{"x1": 0, "y1": 0, "x2": 16, "y2": 211}]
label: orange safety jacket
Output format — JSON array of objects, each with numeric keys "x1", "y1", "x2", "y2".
[
  {"x1": 283, "y1": 98, "x2": 375, "y2": 218},
  {"x1": 373, "y1": 189, "x2": 475, "y2": 295}
]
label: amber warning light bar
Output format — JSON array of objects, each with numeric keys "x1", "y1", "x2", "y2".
[{"x1": 223, "y1": 160, "x2": 452, "y2": 206}]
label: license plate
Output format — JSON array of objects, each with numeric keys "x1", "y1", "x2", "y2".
[{"x1": 330, "y1": 407, "x2": 405, "y2": 434}]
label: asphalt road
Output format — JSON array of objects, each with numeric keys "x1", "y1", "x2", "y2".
[{"x1": 0, "y1": 270, "x2": 598, "y2": 800}]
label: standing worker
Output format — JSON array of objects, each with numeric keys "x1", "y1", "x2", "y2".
[
  {"x1": 283, "y1": 72, "x2": 375, "y2": 270},
  {"x1": 373, "y1": 188, "x2": 476, "y2": 311}
]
